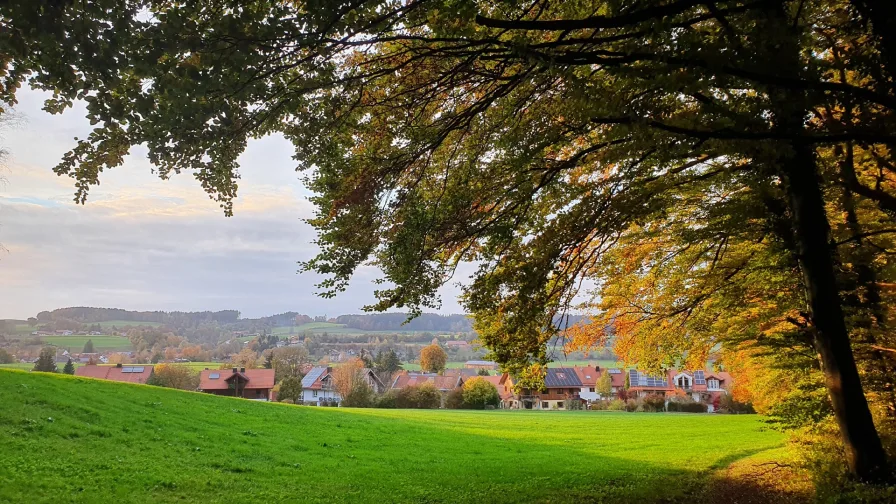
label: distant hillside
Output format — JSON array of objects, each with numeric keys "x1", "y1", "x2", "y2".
[
  {"x1": 37, "y1": 307, "x2": 240, "y2": 326},
  {"x1": 334, "y1": 313, "x2": 473, "y2": 332}
]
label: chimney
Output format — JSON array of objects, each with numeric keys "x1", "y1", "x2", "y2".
[
  {"x1": 116, "y1": 363, "x2": 123, "y2": 368},
  {"x1": 232, "y1": 367, "x2": 238, "y2": 374},
  {"x1": 240, "y1": 367, "x2": 246, "y2": 373},
  {"x1": 204, "y1": 368, "x2": 209, "y2": 371}
]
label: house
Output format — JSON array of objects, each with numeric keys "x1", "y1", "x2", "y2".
[
  {"x1": 389, "y1": 371, "x2": 465, "y2": 407},
  {"x1": 573, "y1": 366, "x2": 626, "y2": 402},
  {"x1": 446, "y1": 340, "x2": 471, "y2": 350},
  {"x1": 75, "y1": 353, "x2": 108, "y2": 364},
  {"x1": 628, "y1": 369, "x2": 732, "y2": 411},
  {"x1": 199, "y1": 368, "x2": 275, "y2": 401},
  {"x1": 300, "y1": 366, "x2": 385, "y2": 405},
  {"x1": 464, "y1": 360, "x2": 498, "y2": 371},
  {"x1": 518, "y1": 367, "x2": 584, "y2": 410},
  {"x1": 75, "y1": 363, "x2": 154, "y2": 384}
]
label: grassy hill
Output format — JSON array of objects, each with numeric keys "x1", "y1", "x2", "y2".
[{"x1": 0, "y1": 370, "x2": 787, "y2": 503}]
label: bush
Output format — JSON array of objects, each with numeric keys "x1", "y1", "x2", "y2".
[
  {"x1": 374, "y1": 390, "x2": 398, "y2": 408},
  {"x1": 462, "y1": 377, "x2": 500, "y2": 409},
  {"x1": 719, "y1": 394, "x2": 755, "y2": 414},
  {"x1": 590, "y1": 400, "x2": 609, "y2": 411},
  {"x1": 445, "y1": 388, "x2": 466, "y2": 409},
  {"x1": 281, "y1": 399, "x2": 294, "y2": 405},
  {"x1": 342, "y1": 383, "x2": 375, "y2": 408},
  {"x1": 667, "y1": 401, "x2": 708, "y2": 413},
  {"x1": 641, "y1": 394, "x2": 667, "y2": 412},
  {"x1": 396, "y1": 383, "x2": 441, "y2": 409},
  {"x1": 608, "y1": 399, "x2": 626, "y2": 411},
  {"x1": 564, "y1": 398, "x2": 584, "y2": 410},
  {"x1": 624, "y1": 399, "x2": 638, "y2": 412}
]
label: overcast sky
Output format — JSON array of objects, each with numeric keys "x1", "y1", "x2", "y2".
[{"x1": 0, "y1": 88, "x2": 468, "y2": 320}]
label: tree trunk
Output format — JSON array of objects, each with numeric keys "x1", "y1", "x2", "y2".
[
  {"x1": 851, "y1": 0, "x2": 896, "y2": 95},
  {"x1": 784, "y1": 141, "x2": 889, "y2": 482}
]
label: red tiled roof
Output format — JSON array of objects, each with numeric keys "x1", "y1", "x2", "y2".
[
  {"x1": 573, "y1": 366, "x2": 599, "y2": 387},
  {"x1": 75, "y1": 364, "x2": 154, "y2": 384},
  {"x1": 199, "y1": 369, "x2": 275, "y2": 391},
  {"x1": 481, "y1": 374, "x2": 514, "y2": 401}
]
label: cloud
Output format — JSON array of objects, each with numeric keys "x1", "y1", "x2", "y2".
[{"x1": 0, "y1": 88, "x2": 466, "y2": 319}]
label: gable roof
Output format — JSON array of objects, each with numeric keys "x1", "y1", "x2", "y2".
[
  {"x1": 572, "y1": 366, "x2": 599, "y2": 386},
  {"x1": 544, "y1": 368, "x2": 582, "y2": 388},
  {"x1": 199, "y1": 368, "x2": 274, "y2": 391},
  {"x1": 75, "y1": 364, "x2": 154, "y2": 384}
]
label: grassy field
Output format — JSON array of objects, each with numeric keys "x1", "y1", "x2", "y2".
[
  {"x1": 34, "y1": 335, "x2": 133, "y2": 352},
  {"x1": 0, "y1": 369, "x2": 785, "y2": 503}
]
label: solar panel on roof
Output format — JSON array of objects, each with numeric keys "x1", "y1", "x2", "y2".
[
  {"x1": 209, "y1": 373, "x2": 220, "y2": 379},
  {"x1": 301, "y1": 367, "x2": 326, "y2": 388},
  {"x1": 132, "y1": 366, "x2": 144, "y2": 372},
  {"x1": 694, "y1": 370, "x2": 706, "y2": 385},
  {"x1": 608, "y1": 369, "x2": 621, "y2": 374}
]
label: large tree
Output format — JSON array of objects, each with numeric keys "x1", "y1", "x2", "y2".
[{"x1": 3, "y1": 0, "x2": 895, "y2": 480}]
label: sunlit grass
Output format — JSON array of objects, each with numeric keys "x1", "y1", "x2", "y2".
[{"x1": 0, "y1": 369, "x2": 783, "y2": 503}]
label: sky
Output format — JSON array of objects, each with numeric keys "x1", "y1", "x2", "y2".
[{"x1": 0, "y1": 88, "x2": 468, "y2": 320}]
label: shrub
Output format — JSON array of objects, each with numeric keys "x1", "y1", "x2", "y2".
[
  {"x1": 149, "y1": 364, "x2": 200, "y2": 391},
  {"x1": 590, "y1": 400, "x2": 609, "y2": 411},
  {"x1": 0, "y1": 348, "x2": 14, "y2": 364},
  {"x1": 396, "y1": 383, "x2": 441, "y2": 409},
  {"x1": 374, "y1": 391, "x2": 398, "y2": 408},
  {"x1": 641, "y1": 394, "x2": 666, "y2": 412},
  {"x1": 624, "y1": 399, "x2": 638, "y2": 412},
  {"x1": 462, "y1": 377, "x2": 499, "y2": 409},
  {"x1": 445, "y1": 388, "x2": 466, "y2": 409},
  {"x1": 719, "y1": 394, "x2": 755, "y2": 414},
  {"x1": 342, "y1": 383, "x2": 375, "y2": 408},
  {"x1": 281, "y1": 399, "x2": 294, "y2": 405},
  {"x1": 608, "y1": 399, "x2": 625, "y2": 411},
  {"x1": 564, "y1": 398, "x2": 584, "y2": 410}
]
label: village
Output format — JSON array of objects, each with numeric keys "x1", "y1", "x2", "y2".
[{"x1": 66, "y1": 358, "x2": 736, "y2": 413}]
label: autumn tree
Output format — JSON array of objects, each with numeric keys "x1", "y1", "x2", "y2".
[
  {"x1": 331, "y1": 358, "x2": 367, "y2": 400},
  {"x1": 420, "y1": 344, "x2": 447, "y2": 374},
  {"x1": 271, "y1": 347, "x2": 311, "y2": 382},
  {"x1": 4, "y1": 0, "x2": 895, "y2": 480},
  {"x1": 148, "y1": 364, "x2": 199, "y2": 390},
  {"x1": 33, "y1": 347, "x2": 57, "y2": 373},
  {"x1": 229, "y1": 348, "x2": 259, "y2": 370}
]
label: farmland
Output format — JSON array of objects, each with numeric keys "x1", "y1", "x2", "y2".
[
  {"x1": 31, "y1": 335, "x2": 133, "y2": 352},
  {"x1": 0, "y1": 369, "x2": 789, "y2": 503}
]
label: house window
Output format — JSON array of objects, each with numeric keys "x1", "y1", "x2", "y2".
[
  {"x1": 312, "y1": 390, "x2": 318, "y2": 397},
  {"x1": 676, "y1": 376, "x2": 691, "y2": 389},
  {"x1": 589, "y1": 388, "x2": 595, "y2": 392},
  {"x1": 708, "y1": 379, "x2": 720, "y2": 390},
  {"x1": 542, "y1": 401, "x2": 548, "y2": 409},
  {"x1": 558, "y1": 401, "x2": 564, "y2": 409}
]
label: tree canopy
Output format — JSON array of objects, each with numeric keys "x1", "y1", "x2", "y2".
[{"x1": 4, "y1": 0, "x2": 896, "y2": 481}]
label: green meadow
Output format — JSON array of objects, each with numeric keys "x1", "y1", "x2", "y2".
[
  {"x1": 36, "y1": 335, "x2": 133, "y2": 352},
  {"x1": 0, "y1": 369, "x2": 785, "y2": 503}
]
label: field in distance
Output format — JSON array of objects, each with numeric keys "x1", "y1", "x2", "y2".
[
  {"x1": 272, "y1": 322, "x2": 444, "y2": 335},
  {"x1": 0, "y1": 369, "x2": 785, "y2": 504}
]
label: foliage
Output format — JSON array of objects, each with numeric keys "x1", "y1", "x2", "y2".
[
  {"x1": 564, "y1": 398, "x2": 585, "y2": 411},
  {"x1": 229, "y1": 348, "x2": 259, "y2": 370},
  {"x1": 341, "y1": 383, "x2": 375, "y2": 408},
  {"x1": 62, "y1": 359, "x2": 75, "y2": 375},
  {"x1": 271, "y1": 347, "x2": 310, "y2": 382},
  {"x1": 5, "y1": 0, "x2": 896, "y2": 478},
  {"x1": 277, "y1": 376, "x2": 302, "y2": 404},
  {"x1": 461, "y1": 377, "x2": 499, "y2": 410},
  {"x1": 82, "y1": 339, "x2": 94, "y2": 353},
  {"x1": 445, "y1": 388, "x2": 466, "y2": 409},
  {"x1": 32, "y1": 347, "x2": 56, "y2": 373},
  {"x1": 0, "y1": 348, "x2": 13, "y2": 364},
  {"x1": 608, "y1": 399, "x2": 626, "y2": 411},
  {"x1": 590, "y1": 400, "x2": 608, "y2": 411},
  {"x1": 373, "y1": 390, "x2": 399, "y2": 409},
  {"x1": 147, "y1": 364, "x2": 199, "y2": 391},
  {"x1": 419, "y1": 344, "x2": 447, "y2": 373},
  {"x1": 597, "y1": 372, "x2": 613, "y2": 398},
  {"x1": 331, "y1": 358, "x2": 366, "y2": 400},
  {"x1": 373, "y1": 349, "x2": 403, "y2": 383},
  {"x1": 396, "y1": 383, "x2": 441, "y2": 409}
]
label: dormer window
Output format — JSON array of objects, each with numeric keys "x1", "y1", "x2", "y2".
[
  {"x1": 675, "y1": 375, "x2": 692, "y2": 389},
  {"x1": 707, "y1": 378, "x2": 720, "y2": 390}
]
